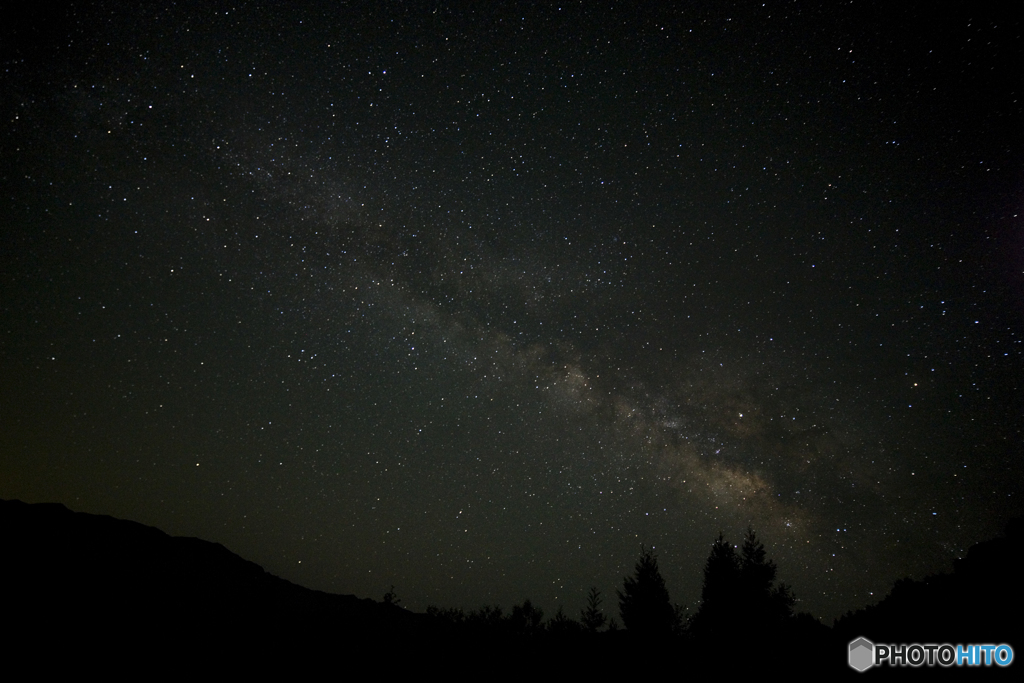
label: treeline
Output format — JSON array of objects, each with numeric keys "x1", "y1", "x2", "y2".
[
  {"x1": 424, "y1": 528, "x2": 825, "y2": 647},
  {"x1": 4, "y1": 498, "x2": 1019, "y2": 671},
  {"x1": 415, "y1": 520, "x2": 1023, "y2": 672}
]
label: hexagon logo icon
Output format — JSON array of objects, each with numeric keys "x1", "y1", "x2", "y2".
[{"x1": 849, "y1": 637, "x2": 875, "y2": 672}]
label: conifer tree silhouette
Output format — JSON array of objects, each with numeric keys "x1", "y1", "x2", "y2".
[
  {"x1": 547, "y1": 605, "x2": 584, "y2": 634},
  {"x1": 617, "y1": 547, "x2": 675, "y2": 636},
  {"x1": 581, "y1": 586, "x2": 607, "y2": 632},
  {"x1": 740, "y1": 527, "x2": 794, "y2": 627},
  {"x1": 693, "y1": 532, "x2": 740, "y2": 637},
  {"x1": 693, "y1": 529, "x2": 795, "y2": 640},
  {"x1": 508, "y1": 599, "x2": 544, "y2": 636}
]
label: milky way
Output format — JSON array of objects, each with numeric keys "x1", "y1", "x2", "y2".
[{"x1": 2, "y1": 2, "x2": 1022, "y2": 620}]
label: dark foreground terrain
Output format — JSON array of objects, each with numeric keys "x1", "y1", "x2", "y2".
[{"x1": 2, "y1": 498, "x2": 1019, "y2": 675}]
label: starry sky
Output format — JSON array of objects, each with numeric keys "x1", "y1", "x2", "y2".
[{"x1": 2, "y1": 1, "x2": 1022, "y2": 622}]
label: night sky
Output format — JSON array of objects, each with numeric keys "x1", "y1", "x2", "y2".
[{"x1": 2, "y1": 1, "x2": 1022, "y2": 622}]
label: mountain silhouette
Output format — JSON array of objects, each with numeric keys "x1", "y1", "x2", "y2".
[
  {"x1": 5, "y1": 497, "x2": 1020, "y2": 673},
  {"x1": 834, "y1": 518, "x2": 1024, "y2": 648},
  {"x1": 1, "y1": 498, "x2": 434, "y2": 664}
]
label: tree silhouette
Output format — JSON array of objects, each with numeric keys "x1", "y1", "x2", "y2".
[
  {"x1": 740, "y1": 527, "x2": 794, "y2": 626},
  {"x1": 617, "y1": 547, "x2": 676, "y2": 636},
  {"x1": 466, "y1": 604, "x2": 505, "y2": 631},
  {"x1": 508, "y1": 599, "x2": 544, "y2": 636},
  {"x1": 692, "y1": 528, "x2": 795, "y2": 640},
  {"x1": 426, "y1": 605, "x2": 466, "y2": 625},
  {"x1": 580, "y1": 586, "x2": 607, "y2": 632},
  {"x1": 692, "y1": 532, "x2": 740, "y2": 637},
  {"x1": 547, "y1": 605, "x2": 584, "y2": 634}
]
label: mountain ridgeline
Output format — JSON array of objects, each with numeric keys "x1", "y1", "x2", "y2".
[{"x1": 2, "y1": 498, "x2": 1020, "y2": 670}]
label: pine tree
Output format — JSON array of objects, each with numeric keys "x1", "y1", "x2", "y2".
[
  {"x1": 693, "y1": 532, "x2": 740, "y2": 637},
  {"x1": 580, "y1": 586, "x2": 607, "y2": 632},
  {"x1": 740, "y1": 527, "x2": 776, "y2": 628},
  {"x1": 693, "y1": 529, "x2": 796, "y2": 640},
  {"x1": 617, "y1": 547, "x2": 675, "y2": 636},
  {"x1": 740, "y1": 527, "x2": 796, "y2": 626},
  {"x1": 508, "y1": 599, "x2": 544, "y2": 636},
  {"x1": 771, "y1": 581, "x2": 796, "y2": 621},
  {"x1": 547, "y1": 605, "x2": 584, "y2": 634}
]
